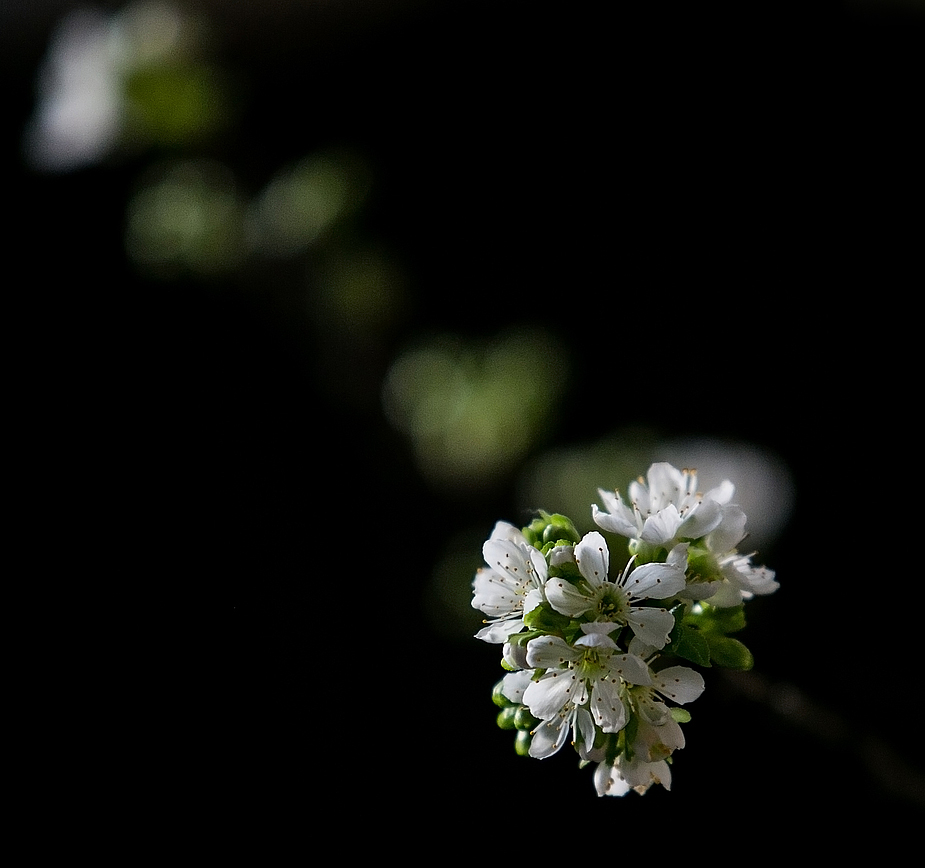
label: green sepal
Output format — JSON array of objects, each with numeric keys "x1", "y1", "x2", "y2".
[
  {"x1": 618, "y1": 712, "x2": 639, "y2": 762},
  {"x1": 706, "y1": 635, "x2": 754, "y2": 670},
  {"x1": 686, "y1": 544, "x2": 723, "y2": 584},
  {"x1": 505, "y1": 629, "x2": 542, "y2": 649},
  {"x1": 496, "y1": 706, "x2": 518, "y2": 730},
  {"x1": 670, "y1": 707, "x2": 692, "y2": 724},
  {"x1": 546, "y1": 558, "x2": 582, "y2": 583}
]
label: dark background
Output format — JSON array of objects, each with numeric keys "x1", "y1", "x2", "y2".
[{"x1": 7, "y1": 0, "x2": 923, "y2": 849}]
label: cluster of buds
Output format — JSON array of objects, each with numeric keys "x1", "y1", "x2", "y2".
[{"x1": 472, "y1": 462, "x2": 777, "y2": 796}]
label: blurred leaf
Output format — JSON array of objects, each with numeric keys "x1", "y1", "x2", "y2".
[
  {"x1": 667, "y1": 622, "x2": 712, "y2": 668},
  {"x1": 706, "y1": 635, "x2": 754, "y2": 670},
  {"x1": 124, "y1": 63, "x2": 233, "y2": 146},
  {"x1": 125, "y1": 159, "x2": 245, "y2": 277}
]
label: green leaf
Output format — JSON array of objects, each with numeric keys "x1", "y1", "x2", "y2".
[
  {"x1": 710, "y1": 604, "x2": 747, "y2": 634},
  {"x1": 522, "y1": 602, "x2": 572, "y2": 633},
  {"x1": 706, "y1": 635, "x2": 754, "y2": 670},
  {"x1": 668, "y1": 624, "x2": 712, "y2": 667},
  {"x1": 684, "y1": 602, "x2": 747, "y2": 634},
  {"x1": 670, "y1": 707, "x2": 692, "y2": 724}
]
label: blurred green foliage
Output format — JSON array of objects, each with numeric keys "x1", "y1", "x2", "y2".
[{"x1": 382, "y1": 327, "x2": 570, "y2": 490}]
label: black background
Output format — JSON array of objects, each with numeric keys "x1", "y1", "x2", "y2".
[{"x1": 7, "y1": 0, "x2": 924, "y2": 849}]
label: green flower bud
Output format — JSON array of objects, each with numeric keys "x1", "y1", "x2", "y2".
[
  {"x1": 496, "y1": 706, "x2": 518, "y2": 730},
  {"x1": 514, "y1": 705, "x2": 540, "y2": 731},
  {"x1": 492, "y1": 679, "x2": 513, "y2": 708},
  {"x1": 523, "y1": 511, "x2": 580, "y2": 547},
  {"x1": 514, "y1": 729, "x2": 532, "y2": 756}
]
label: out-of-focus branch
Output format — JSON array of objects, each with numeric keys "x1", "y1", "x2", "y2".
[{"x1": 722, "y1": 669, "x2": 925, "y2": 810}]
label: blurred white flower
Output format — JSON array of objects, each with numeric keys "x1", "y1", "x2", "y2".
[{"x1": 23, "y1": 7, "x2": 122, "y2": 171}]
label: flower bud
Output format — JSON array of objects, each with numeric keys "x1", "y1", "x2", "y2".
[
  {"x1": 496, "y1": 706, "x2": 518, "y2": 730},
  {"x1": 514, "y1": 729, "x2": 532, "y2": 756},
  {"x1": 492, "y1": 679, "x2": 512, "y2": 708},
  {"x1": 514, "y1": 706, "x2": 540, "y2": 731}
]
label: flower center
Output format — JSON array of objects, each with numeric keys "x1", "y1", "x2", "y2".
[
  {"x1": 627, "y1": 684, "x2": 670, "y2": 725},
  {"x1": 594, "y1": 585, "x2": 630, "y2": 623}
]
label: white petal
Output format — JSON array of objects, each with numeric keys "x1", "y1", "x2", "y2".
[
  {"x1": 628, "y1": 478, "x2": 651, "y2": 514},
  {"x1": 606, "y1": 652, "x2": 652, "y2": 686},
  {"x1": 666, "y1": 542, "x2": 690, "y2": 570},
  {"x1": 653, "y1": 666, "x2": 705, "y2": 704},
  {"x1": 741, "y1": 563, "x2": 778, "y2": 595},
  {"x1": 623, "y1": 560, "x2": 686, "y2": 599},
  {"x1": 489, "y1": 520, "x2": 528, "y2": 545},
  {"x1": 590, "y1": 678, "x2": 628, "y2": 733},
  {"x1": 474, "y1": 616, "x2": 523, "y2": 643},
  {"x1": 595, "y1": 489, "x2": 638, "y2": 531},
  {"x1": 523, "y1": 672, "x2": 575, "y2": 721},
  {"x1": 705, "y1": 479, "x2": 735, "y2": 504},
  {"x1": 618, "y1": 755, "x2": 670, "y2": 792},
  {"x1": 652, "y1": 759, "x2": 672, "y2": 791},
  {"x1": 500, "y1": 669, "x2": 534, "y2": 703},
  {"x1": 645, "y1": 463, "x2": 685, "y2": 512},
  {"x1": 574, "y1": 531, "x2": 610, "y2": 587},
  {"x1": 627, "y1": 635, "x2": 659, "y2": 659},
  {"x1": 525, "y1": 635, "x2": 581, "y2": 669},
  {"x1": 707, "y1": 582, "x2": 746, "y2": 607},
  {"x1": 575, "y1": 707, "x2": 597, "y2": 755},
  {"x1": 639, "y1": 504, "x2": 683, "y2": 544},
  {"x1": 594, "y1": 761, "x2": 631, "y2": 797},
  {"x1": 482, "y1": 538, "x2": 532, "y2": 586},
  {"x1": 548, "y1": 544, "x2": 575, "y2": 567},
  {"x1": 529, "y1": 716, "x2": 568, "y2": 759},
  {"x1": 523, "y1": 588, "x2": 544, "y2": 614},
  {"x1": 574, "y1": 631, "x2": 618, "y2": 651},
  {"x1": 708, "y1": 504, "x2": 748, "y2": 553},
  {"x1": 502, "y1": 640, "x2": 529, "y2": 670},
  {"x1": 579, "y1": 620, "x2": 621, "y2": 636},
  {"x1": 721, "y1": 556, "x2": 778, "y2": 596},
  {"x1": 637, "y1": 717, "x2": 685, "y2": 757},
  {"x1": 527, "y1": 546, "x2": 549, "y2": 583},
  {"x1": 676, "y1": 581, "x2": 721, "y2": 601},
  {"x1": 636, "y1": 691, "x2": 671, "y2": 726},
  {"x1": 627, "y1": 606, "x2": 676, "y2": 649},
  {"x1": 678, "y1": 497, "x2": 723, "y2": 539},
  {"x1": 545, "y1": 577, "x2": 593, "y2": 618},
  {"x1": 471, "y1": 571, "x2": 522, "y2": 615},
  {"x1": 592, "y1": 503, "x2": 637, "y2": 538}
]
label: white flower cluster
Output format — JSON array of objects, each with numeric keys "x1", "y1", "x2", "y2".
[{"x1": 472, "y1": 462, "x2": 778, "y2": 796}]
